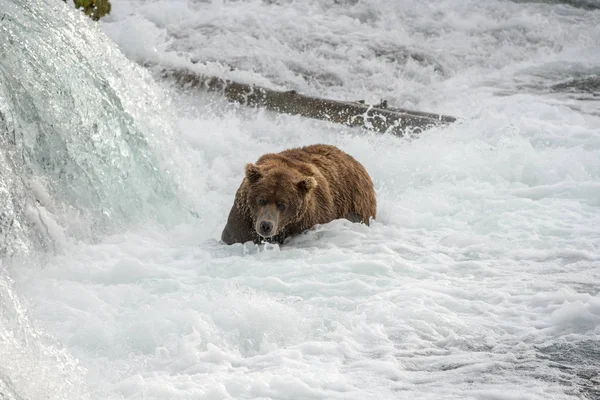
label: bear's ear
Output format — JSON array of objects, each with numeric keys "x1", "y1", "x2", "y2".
[
  {"x1": 297, "y1": 176, "x2": 317, "y2": 194},
  {"x1": 245, "y1": 163, "x2": 262, "y2": 184}
]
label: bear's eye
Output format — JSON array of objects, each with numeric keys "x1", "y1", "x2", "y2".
[
  {"x1": 277, "y1": 203, "x2": 286, "y2": 211},
  {"x1": 257, "y1": 198, "x2": 267, "y2": 206}
]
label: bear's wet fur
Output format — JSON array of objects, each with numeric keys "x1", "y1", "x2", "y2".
[{"x1": 220, "y1": 144, "x2": 377, "y2": 245}]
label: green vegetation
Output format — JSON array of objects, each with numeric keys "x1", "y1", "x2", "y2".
[{"x1": 69, "y1": 0, "x2": 112, "y2": 21}]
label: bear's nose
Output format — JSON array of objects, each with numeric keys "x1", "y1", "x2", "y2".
[{"x1": 259, "y1": 221, "x2": 273, "y2": 236}]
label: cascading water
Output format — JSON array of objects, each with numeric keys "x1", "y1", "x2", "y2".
[
  {"x1": 0, "y1": 1, "x2": 195, "y2": 398},
  {"x1": 0, "y1": 0, "x2": 192, "y2": 257}
]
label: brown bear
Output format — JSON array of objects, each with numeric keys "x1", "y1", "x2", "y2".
[{"x1": 220, "y1": 144, "x2": 377, "y2": 245}]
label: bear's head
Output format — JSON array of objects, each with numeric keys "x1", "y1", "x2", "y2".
[{"x1": 243, "y1": 162, "x2": 317, "y2": 240}]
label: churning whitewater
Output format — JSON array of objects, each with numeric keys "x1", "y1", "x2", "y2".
[{"x1": 1, "y1": 0, "x2": 599, "y2": 399}]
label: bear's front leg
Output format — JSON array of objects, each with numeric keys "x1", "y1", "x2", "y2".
[{"x1": 221, "y1": 203, "x2": 255, "y2": 245}]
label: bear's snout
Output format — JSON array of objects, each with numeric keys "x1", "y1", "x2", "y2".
[
  {"x1": 259, "y1": 220, "x2": 273, "y2": 236},
  {"x1": 254, "y1": 204, "x2": 280, "y2": 239}
]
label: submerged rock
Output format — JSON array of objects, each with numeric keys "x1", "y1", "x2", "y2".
[
  {"x1": 551, "y1": 75, "x2": 600, "y2": 95},
  {"x1": 510, "y1": 0, "x2": 600, "y2": 11}
]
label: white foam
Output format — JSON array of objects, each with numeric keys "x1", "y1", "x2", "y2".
[{"x1": 7, "y1": 0, "x2": 600, "y2": 399}]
